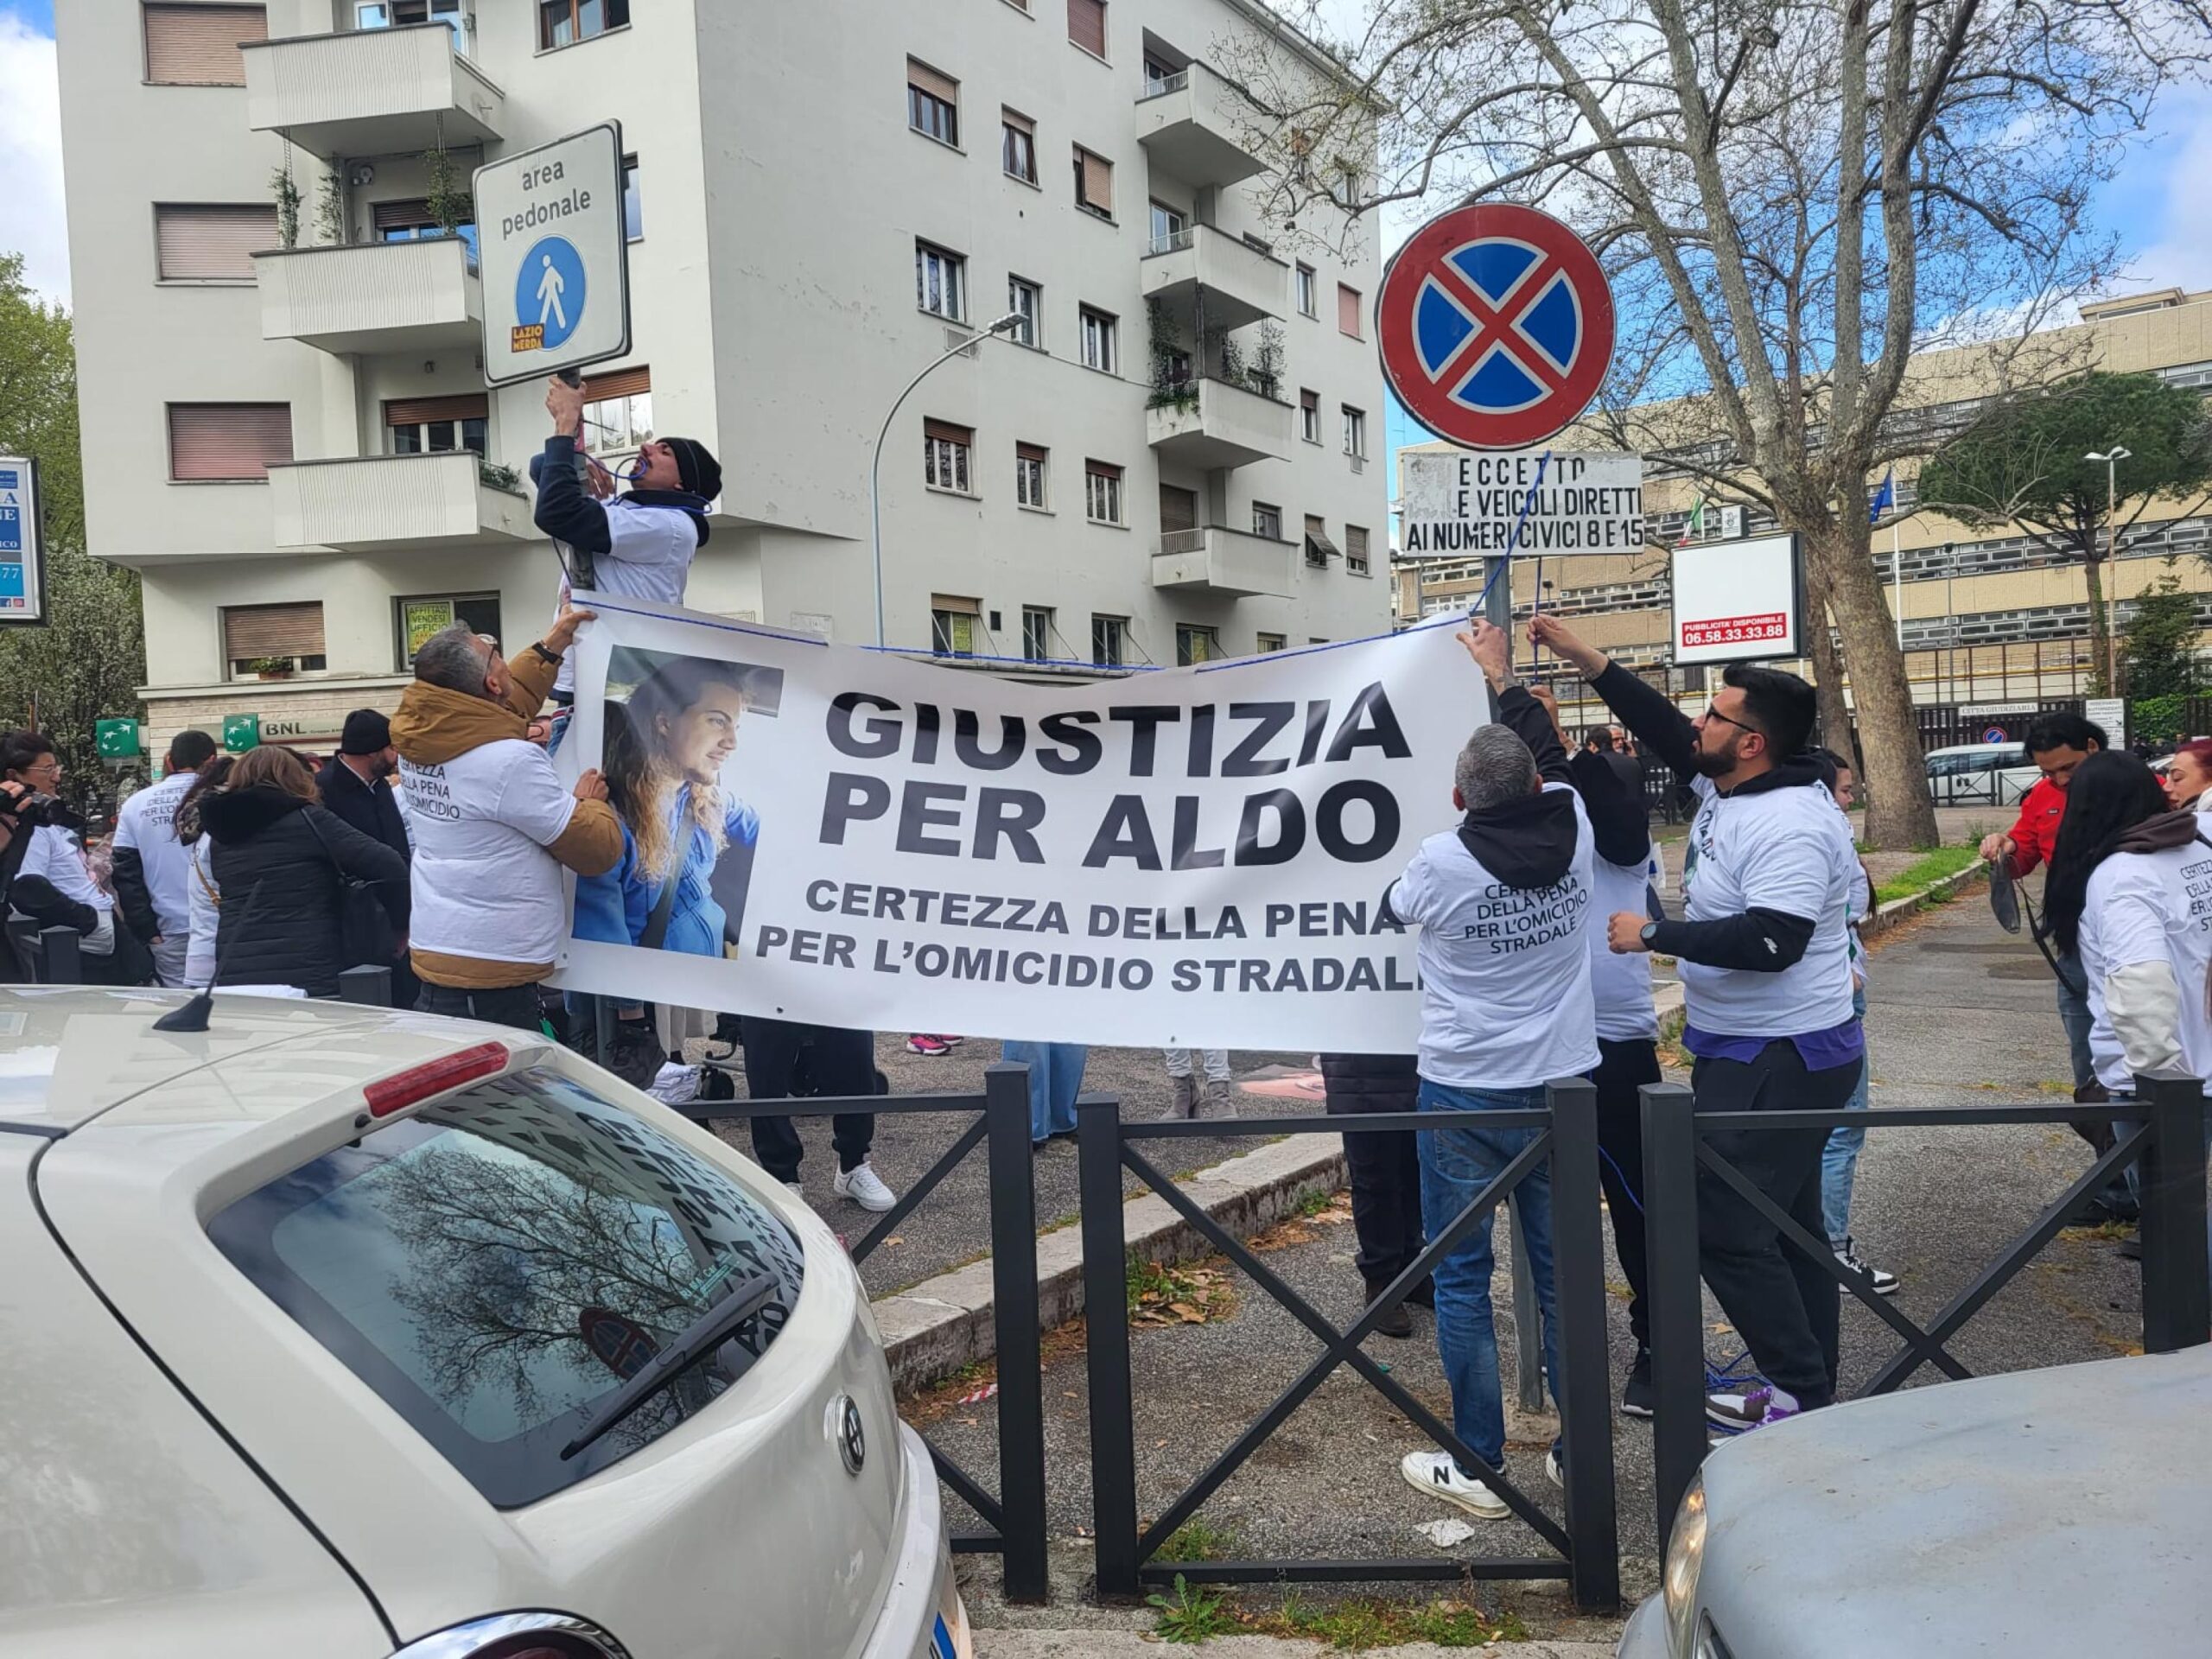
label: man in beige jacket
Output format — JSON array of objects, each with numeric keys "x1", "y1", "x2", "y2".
[{"x1": 392, "y1": 608, "x2": 620, "y2": 1029}]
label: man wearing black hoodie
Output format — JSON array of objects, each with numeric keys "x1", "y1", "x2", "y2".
[
  {"x1": 1531, "y1": 613, "x2": 1861, "y2": 1432},
  {"x1": 1390, "y1": 620, "x2": 1596, "y2": 1524}
]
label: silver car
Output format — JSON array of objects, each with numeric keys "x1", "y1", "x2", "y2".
[{"x1": 1618, "y1": 1347, "x2": 2212, "y2": 1658}]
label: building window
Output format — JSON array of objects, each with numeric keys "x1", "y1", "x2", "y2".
[
  {"x1": 1079, "y1": 306, "x2": 1117, "y2": 373},
  {"x1": 580, "y1": 365, "x2": 652, "y2": 452},
  {"x1": 354, "y1": 0, "x2": 465, "y2": 52},
  {"x1": 1295, "y1": 263, "x2": 1317, "y2": 318},
  {"x1": 168, "y1": 404, "x2": 292, "y2": 481},
  {"x1": 1022, "y1": 606, "x2": 1053, "y2": 662},
  {"x1": 143, "y1": 3, "x2": 265, "y2": 86},
  {"x1": 1091, "y1": 614, "x2": 1127, "y2": 667},
  {"x1": 1300, "y1": 388, "x2": 1321, "y2": 444},
  {"x1": 907, "y1": 59, "x2": 960, "y2": 147},
  {"x1": 1002, "y1": 109, "x2": 1038, "y2": 183},
  {"x1": 1073, "y1": 145, "x2": 1114, "y2": 219},
  {"x1": 1252, "y1": 501, "x2": 1282, "y2": 540},
  {"x1": 1142, "y1": 51, "x2": 1182, "y2": 93},
  {"x1": 1304, "y1": 514, "x2": 1339, "y2": 566},
  {"x1": 1067, "y1": 0, "x2": 1108, "y2": 59},
  {"x1": 385, "y1": 393, "x2": 488, "y2": 457},
  {"x1": 154, "y1": 204, "x2": 276, "y2": 282},
  {"x1": 1015, "y1": 442, "x2": 1049, "y2": 509},
  {"x1": 621, "y1": 154, "x2": 643, "y2": 241},
  {"x1": 1148, "y1": 200, "x2": 1186, "y2": 253},
  {"x1": 1345, "y1": 524, "x2": 1370, "y2": 576},
  {"x1": 538, "y1": 0, "x2": 628, "y2": 51},
  {"x1": 1085, "y1": 461, "x2": 1123, "y2": 524},
  {"x1": 1338, "y1": 283, "x2": 1363, "y2": 339},
  {"x1": 1343, "y1": 404, "x2": 1367, "y2": 457},
  {"x1": 931, "y1": 595, "x2": 982, "y2": 658},
  {"x1": 1007, "y1": 276, "x2": 1042, "y2": 347},
  {"x1": 222, "y1": 601, "x2": 326, "y2": 679},
  {"x1": 371, "y1": 197, "x2": 480, "y2": 267},
  {"x1": 1257, "y1": 632, "x2": 1287, "y2": 652},
  {"x1": 917, "y1": 239, "x2": 967, "y2": 321},
  {"x1": 1177, "y1": 624, "x2": 1219, "y2": 666},
  {"x1": 396, "y1": 592, "x2": 499, "y2": 670},
  {"x1": 924, "y1": 420, "x2": 974, "y2": 494}
]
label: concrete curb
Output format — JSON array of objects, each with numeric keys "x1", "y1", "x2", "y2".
[
  {"x1": 976, "y1": 1635, "x2": 1617, "y2": 1657},
  {"x1": 1864, "y1": 856, "x2": 1988, "y2": 939},
  {"x1": 880, "y1": 1131, "x2": 1345, "y2": 1394}
]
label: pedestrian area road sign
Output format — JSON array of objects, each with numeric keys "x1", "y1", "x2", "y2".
[
  {"x1": 474, "y1": 123, "x2": 631, "y2": 388},
  {"x1": 0, "y1": 456, "x2": 45, "y2": 625}
]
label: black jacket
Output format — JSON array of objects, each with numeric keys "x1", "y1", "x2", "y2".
[
  {"x1": 198, "y1": 787, "x2": 409, "y2": 996},
  {"x1": 1318, "y1": 1052, "x2": 1419, "y2": 1113},
  {"x1": 314, "y1": 758, "x2": 412, "y2": 930}
]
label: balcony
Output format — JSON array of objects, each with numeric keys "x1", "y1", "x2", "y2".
[
  {"x1": 1147, "y1": 377, "x2": 1294, "y2": 470},
  {"x1": 1136, "y1": 64, "x2": 1271, "y2": 188},
  {"x1": 1141, "y1": 225, "x2": 1288, "y2": 330},
  {"x1": 269, "y1": 453, "x2": 532, "y2": 553},
  {"x1": 242, "y1": 25, "x2": 504, "y2": 158},
  {"x1": 1152, "y1": 526, "x2": 1295, "y2": 599},
  {"x1": 255, "y1": 236, "x2": 479, "y2": 355}
]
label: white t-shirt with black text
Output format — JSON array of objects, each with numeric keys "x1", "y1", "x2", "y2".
[
  {"x1": 114, "y1": 769, "x2": 197, "y2": 982},
  {"x1": 552, "y1": 497, "x2": 699, "y2": 693},
  {"x1": 1591, "y1": 843, "x2": 1661, "y2": 1043},
  {"x1": 1677, "y1": 776, "x2": 1858, "y2": 1038},
  {"x1": 1389, "y1": 783, "x2": 1600, "y2": 1089},
  {"x1": 401, "y1": 738, "x2": 582, "y2": 969},
  {"x1": 2079, "y1": 842, "x2": 2212, "y2": 1094}
]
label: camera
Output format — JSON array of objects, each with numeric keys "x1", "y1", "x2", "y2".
[{"x1": 0, "y1": 787, "x2": 83, "y2": 834}]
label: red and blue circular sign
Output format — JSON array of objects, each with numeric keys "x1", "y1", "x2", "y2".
[{"x1": 1377, "y1": 202, "x2": 1615, "y2": 450}]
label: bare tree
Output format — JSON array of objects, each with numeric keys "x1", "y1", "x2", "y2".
[{"x1": 1224, "y1": 0, "x2": 2209, "y2": 847}]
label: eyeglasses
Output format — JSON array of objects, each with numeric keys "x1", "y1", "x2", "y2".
[
  {"x1": 1700, "y1": 703, "x2": 1762, "y2": 740},
  {"x1": 22, "y1": 759, "x2": 60, "y2": 776}
]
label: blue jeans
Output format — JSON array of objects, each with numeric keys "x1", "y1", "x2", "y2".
[
  {"x1": 2109, "y1": 1091, "x2": 2212, "y2": 1257},
  {"x1": 1001, "y1": 1042, "x2": 1086, "y2": 1142},
  {"x1": 1416, "y1": 1078, "x2": 1560, "y2": 1475},
  {"x1": 2056, "y1": 950, "x2": 2095, "y2": 1093},
  {"x1": 1821, "y1": 985, "x2": 1870, "y2": 1247}
]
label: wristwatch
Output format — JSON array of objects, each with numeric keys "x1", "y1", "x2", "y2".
[{"x1": 1639, "y1": 921, "x2": 1661, "y2": 949}]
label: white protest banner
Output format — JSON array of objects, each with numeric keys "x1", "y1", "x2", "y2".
[
  {"x1": 1399, "y1": 448, "x2": 1643, "y2": 556},
  {"x1": 553, "y1": 598, "x2": 1495, "y2": 1050}
]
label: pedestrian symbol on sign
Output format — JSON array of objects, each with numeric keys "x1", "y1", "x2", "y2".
[{"x1": 513, "y1": 234, "x2": 588, "y2": 353}]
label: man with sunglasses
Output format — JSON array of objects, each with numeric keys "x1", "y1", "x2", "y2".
[{"x1": 1530, "y1": 614, "x2": 1861, "y2": 1433}]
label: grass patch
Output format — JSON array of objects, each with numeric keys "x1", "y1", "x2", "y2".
[
  {"x1": 1148, "y1": 1575, "x2": 1237, "y2": 1643},
  {"x1": 1158, "y1": 1516, "x2": 1242, "y2": 1562},
  {"x1": 1254, "y1": 1593, "x2": 1531, "y2": 1650},
  {"x1": 1292, "y1": 1187, "x2": 1334, "y2": 1219},
  {"x1": 1873, "y1": 844, "x2": 1980, "y2": 905}
]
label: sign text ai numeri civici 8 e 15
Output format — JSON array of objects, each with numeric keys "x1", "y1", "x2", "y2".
[
  {"x1": 1398, "y1": 448, "x2": 1644, "y2": 556},
  {"x1": 474, "y1": 124, "x2": 632, "y2": 388}
]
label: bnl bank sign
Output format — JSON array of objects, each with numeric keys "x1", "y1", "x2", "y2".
[{"x1": 475, "y1": 123, "x2": 632, "y2": 387}]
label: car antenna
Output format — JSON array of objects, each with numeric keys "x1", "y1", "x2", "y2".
[{"x1": 154, "y1": 880, "x2": 264, "y2": 1033}]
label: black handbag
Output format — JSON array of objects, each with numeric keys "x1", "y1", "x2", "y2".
[{"x1": 302, "y1": 808, "x2": 397, "y2": 969}]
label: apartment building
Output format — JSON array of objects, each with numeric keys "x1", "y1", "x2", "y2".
[
  {"x1": 57, "y1": 0, "x2": 1391, "y2": 749},
  {"x1": 1395, "y1": 286, "x2": 2212, "y2": 723}
]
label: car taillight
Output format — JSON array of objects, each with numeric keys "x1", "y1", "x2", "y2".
[
  {"x1": 388, "y1": 1611, "x2": 630, "y2": 1658},
  {"x1": 363, "y1": 1041, "x2": 511, "y2": 1118}
]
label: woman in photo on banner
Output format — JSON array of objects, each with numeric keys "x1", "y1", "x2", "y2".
[{"x1": 573, "y1": 652, "x2": 769, "y2": 957}]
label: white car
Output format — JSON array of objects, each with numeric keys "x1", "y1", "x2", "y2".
[
  {"x1": 1923, "y1": 742, "x2": 2040, "y2": 806},
  {"x1": 0, "y1": 988, "x2": 970, "y2": 1659}
]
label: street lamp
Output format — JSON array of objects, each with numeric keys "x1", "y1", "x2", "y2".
[
  {"x1": 2084, "y1": 446, "x2": 2132, "y2": 693},
  {"x1": 870, "y1": 312, "x2": 1027, "y2": 649}
]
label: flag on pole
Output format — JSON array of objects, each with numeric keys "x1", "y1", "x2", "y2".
[
  {"x1": 1869, "y1": 468, "x2": 1895, "y2": 524},
  {"x1": 1675, "y1": 493, "x2": 1707, "y2": 547}
]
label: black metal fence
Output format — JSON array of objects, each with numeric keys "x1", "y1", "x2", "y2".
[
  {"x1": 1076, "y1": 1078, "x2": 1622, "y2": 1611},
  {"x1": 1637, "y1": 1078, "x2": 2212, "y2": 1551}
]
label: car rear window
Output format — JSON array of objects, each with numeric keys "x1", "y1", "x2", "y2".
[{"x1": 209, "y1": 1064, "x2": 805, "y2": 1507}]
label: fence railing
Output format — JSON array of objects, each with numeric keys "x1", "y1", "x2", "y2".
[
  {"x1": 1638, "y1": 1078, "x2": 2211, "y2": 1551},
  {"x1": 1076, "y1": 1077, "x2": 1622, "y2": 1611}
]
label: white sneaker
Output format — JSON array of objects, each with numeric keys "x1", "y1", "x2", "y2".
[
  {"x1": 1399, "y1": 1449, "x2": 1508, "y2": 1521},
  {"x1": 784, "y1": 1181, "x2": 805, "y2": 1201},
  {"x1": 834, "y1": 1160, "x2": 898, "y2": 1212},
  {"x1": 1545, "y1": 1446, "x2": 1563, "y2": 1489}
]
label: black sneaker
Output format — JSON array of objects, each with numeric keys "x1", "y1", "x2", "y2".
[
  {"x1": 1621, "y1": 1348, "x2": 1655, "y2": 1419},
  {"x1": 1834, "y1": 1237, "x2": 1899, "y2": 1295},
  {"x1": 1366, "y1": 1281, "x2": 1414, "y2": 1340}
]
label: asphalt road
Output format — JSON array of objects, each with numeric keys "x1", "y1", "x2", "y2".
[{"x1": 932, "y1": 885, "x2": 2151, "y2": 1642}]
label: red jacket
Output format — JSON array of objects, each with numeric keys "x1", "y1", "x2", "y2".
[{"x1": 2005, "y1": 776, "x2": 2068, "y2": 877}]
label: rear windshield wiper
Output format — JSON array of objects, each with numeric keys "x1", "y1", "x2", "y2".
[{"x1": 560, "y1": 1272, "x2": 779, "y2": 1461}]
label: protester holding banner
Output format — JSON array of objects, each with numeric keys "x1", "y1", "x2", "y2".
[
  {"x1": 1390, "y1": 620, "x2": 1592, "y2": 1521},
  {"x1": 111, "y1": 728, "x2": 216, "y2": 988},
  {"x1": 738, "y1": 1017, "x2": 899, "y2": 1211},
  {"x1": 1532, "y1": 612, "x2": 1859, "y2": 1433}
]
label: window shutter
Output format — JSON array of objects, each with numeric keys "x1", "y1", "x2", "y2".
[
  {"x1": 1300, "y1": 389, "x2": 1319, "y2": 413},
  {"x1": 223, "y1": 601, "x2": 325, "y2": 661},
  {"x1": 1066, "y1": 0, "x2": 1107, "y2": 56},
  {"x1": 168, "y1": 404, "x2": 292, "y2": 480},
  {"x1": 372, "y1": 197, "x2": 436, "y2": 231},
  {"x1": 1002, "y1": 108, "x2": 1035, "y2": 137},
  {"x1": 923, "y1": 419, "x2": 973, "y2": 446},
  {"x1": 1304, "y1": 515, "x2": 1340, "y2": 560},
  {"x1": 907, "y1": 59, "x2": 958, "y2": 104},
  {"x1": 1346, "y1": 525, "x2": 1370, "y2": 560},
  {"x1": 1087, "y1": 460, "x2": 1122, "y2": 481},
  {"x1": 1015, "y1": 442, "x2": 1049, "y2": 462},
  {"x1": 144, "y1": 3, "x2": 266, "y2": 86},
  {"x1": 582, "y1": 365, "x2": 651, "y2": 401},
  {"x1": 1158, "y1": 485, "x2": 1198, "y2": 533},
  {"x1": 931, "y1": 593, "x2": 981, "y2": 615},
  {"x1": 384, "y1": 393, "x2": 490, "y2": 427},
  {"x1": 1338, "y1": 283, "x2": 1363, "y2": 337},
  {"x1": 155, "y1": 203, "x2": 276, "y2": 279},
  {"x1": 1077, "y1": 148, "x2": 1114, "y2": 213}
]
